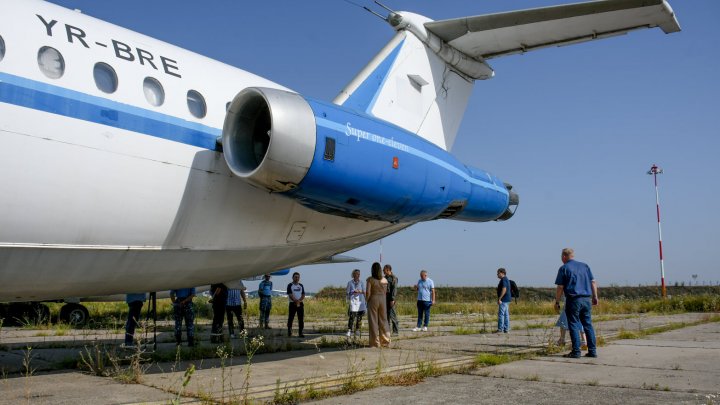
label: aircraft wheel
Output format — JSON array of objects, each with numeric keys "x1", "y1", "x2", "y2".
[{"x1": 60, "y1": 303, "x2": 90, "y2": 327}]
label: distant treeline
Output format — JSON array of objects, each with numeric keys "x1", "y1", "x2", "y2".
[{"x1": 315, "y1": 285, "x2": 720, "y2": 302}]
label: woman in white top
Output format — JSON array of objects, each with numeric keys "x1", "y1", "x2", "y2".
[{"x1": 346, "y1": 269, "x2": 367, "y2": 337}]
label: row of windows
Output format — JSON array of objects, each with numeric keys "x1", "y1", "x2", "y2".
[{"x1": 0, "y1": 36, "x2": 208, "y2": 119}]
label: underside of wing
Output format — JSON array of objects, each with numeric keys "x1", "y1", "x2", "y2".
[{"x1": 424, "y1": 0, "x2": 681, "y2": 60}]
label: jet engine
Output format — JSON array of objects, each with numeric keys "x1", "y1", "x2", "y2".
[{"x1": 222, "y1": 87, "x2": 518, "y2": 223}]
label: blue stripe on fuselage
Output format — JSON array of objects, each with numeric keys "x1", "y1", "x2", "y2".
[
  {"x1": 0, "y1": 72, "x2": 221, "y2": 150},
  {"x1": 315, "y1": 116, "x2": 505, "y2": 193},
  {"x1": 341, "y1": 39, "x2": 404, "y2": 114}
]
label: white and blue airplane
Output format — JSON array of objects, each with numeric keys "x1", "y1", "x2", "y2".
[{"x1": 0, "y1": 0, "x2": 680, "y2": 304}]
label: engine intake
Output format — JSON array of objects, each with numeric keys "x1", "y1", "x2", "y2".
[{"x1": 222, "y1": 87, "x2": 316, "y2": 192}]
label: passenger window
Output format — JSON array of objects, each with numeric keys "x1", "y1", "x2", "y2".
[
  {"x1": 187, "y1": 90, "x2": 207, "y2": 118},
  {"x1": 93, "y1": 62, "x2": 118, "y2": 94},
  {"x1": 143, "y1": 77, "x2": 164, "y2": 107},
  {"x1": 37, "y1": 46, "x2": 65, "y2": 79},
  {"x1": 0, "y1": 35, "x2": 5, "y2": 62}
]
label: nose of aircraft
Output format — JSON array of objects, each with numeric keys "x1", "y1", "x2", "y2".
[{"x1": 496, "y1": 183, "x2": 519, "y2": 221}]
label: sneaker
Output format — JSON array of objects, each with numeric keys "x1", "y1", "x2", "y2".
[
  {"x1": 492, "y1": 330, "x2": 502, "y2": 334},
  {"x1": 422, "y1": 326, "x2": 428, "y2": 332},
  {"x1": 264, "y1": 325, "x2": 271, "y2": 330},
  {"x1": 563, "y1": 352, "x2": 581, "y2": 358},
  {"x1": 412, "y1": 327, "x2": 421, "y2": 332},
  {"x1": 346, "y1": 330, "x2": 352, "y2": 337},
  {"x1": 584, "y1": 352, "x2": 598, "y2": 358},
  {"x1": 287, "y1": 329, "x2": 292, "y2": 337},
  {"x1": 299, "y1": 332, "x2": 305, "y2": 338}
]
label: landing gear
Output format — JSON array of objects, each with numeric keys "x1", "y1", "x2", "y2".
[{"x1": 59, "y1": 303, "x2": 90, "y2": 326}]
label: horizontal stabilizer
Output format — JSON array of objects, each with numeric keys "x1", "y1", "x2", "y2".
[{"x1": 425, "y1": 0, "x2": 681, "y2": 60}]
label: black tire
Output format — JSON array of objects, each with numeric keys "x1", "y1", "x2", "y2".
[{"x1": 60, "y1": 303, "x2": 90, "y2": 327}]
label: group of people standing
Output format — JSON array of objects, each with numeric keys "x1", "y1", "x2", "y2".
[
  {"x1": 344, "y1": 263, "x2": 436, "y2": 348},
  {"x1": 123, "y1": 247, "x2": 598, "y2": 359}
]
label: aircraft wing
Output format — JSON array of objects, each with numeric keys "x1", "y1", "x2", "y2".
[{"x1": 424, "y1": 0, "x2": 681, "y2": 60}]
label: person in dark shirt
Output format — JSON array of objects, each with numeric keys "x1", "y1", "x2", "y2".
[
  {"x1": 495, "y1": 268, "x2": 512, "y2": 333},
  {"x1": 210, "y1": 283, "x2": 228, "y2": 343},
  {"x1": 554, "y1": 248, "x2": 599, "y2": 358},
  {"x1": 286, "y1": 272, "x2": 305, "y2": 337},
  {"x1": 383, "y1": 264, "x2": 399, "y2": 335}
]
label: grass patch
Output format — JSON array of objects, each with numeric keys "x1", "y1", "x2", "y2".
[
  {"x1": 474, "y1": 353, "x2": 520, "y2": 367},
  {"x1": 617, "y1": 329, "x2": 640, "y2": 339},
  {"x1": 453, "y1": 327, "x2": 479, "y2": 335}
]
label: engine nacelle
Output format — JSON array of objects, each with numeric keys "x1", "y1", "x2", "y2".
[
  {"x1": 222, "y1": 87, "x2": 316, "y2": 192},
  {"x1": 222, "y1": 87, "x2": 518, "y2": 223}
]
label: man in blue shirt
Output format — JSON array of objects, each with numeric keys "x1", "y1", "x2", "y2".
[
  {"x1": 413, "y1": 270, "x2": 435, "y2": 332},
  {"x1": 554, "y1": 248, "x2": 599, "y2": 358},
  {"x1": 123, "y1": 293, "x2": 146, "y2": 348},
  {"x1": 495, "y1": 268, "x2": 512, "y2": 333},
  {"x1": 170, "y1": 287, "x2": 196, "y2": 346},
  {"x1": 258, "y1": 274, "x2": 273, "y2": 329}
]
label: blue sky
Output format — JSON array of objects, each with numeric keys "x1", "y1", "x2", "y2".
[{"x1": 47, "y1": 0, "x2": 720, "y2": 291}]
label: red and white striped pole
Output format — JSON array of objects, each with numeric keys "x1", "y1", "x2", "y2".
[{"x1": 647, "y1": 164, "x2": 666, "y2": 298}]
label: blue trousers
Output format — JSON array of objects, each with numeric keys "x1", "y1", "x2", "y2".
[
  {"x1": 173, "y1": 302, "x2": 195, "y2": 345},
  {"x1": 566, "y1": 297, "x2": 597, "y2": 355},
  {"x1": 416, "y1": 300, "x2": 432, "y2": 327},
  {"x1": 259, "y1": 296, "x2": 272, "y2": 326},
  {"x1": 497, "y1": 302, "x2": 510, "y2": 332}
]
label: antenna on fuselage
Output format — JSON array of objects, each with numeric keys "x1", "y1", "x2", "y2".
[{"x1": 362, "y1": 1, "x2": 400, "y2": 23}]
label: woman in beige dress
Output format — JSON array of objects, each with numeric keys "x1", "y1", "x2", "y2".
[{"x1": 366, "y1": 262, "x2": 390, "y2": 348}]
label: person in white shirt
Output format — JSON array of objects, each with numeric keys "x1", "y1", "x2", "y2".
[{"x1": 346, "y1": 269, "x2": 367, "y2": 337}]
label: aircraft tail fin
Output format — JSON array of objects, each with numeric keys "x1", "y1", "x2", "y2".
[
  {"x1": 334, "y1": 0, "x2": 681, "y2": 151},
  {"x1": 333, "y1": 13, "x2": 477, "y2": 152}
]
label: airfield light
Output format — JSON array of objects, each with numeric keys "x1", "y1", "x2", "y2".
[{"x1": 647, "y1": 164, "x2": 666, "y2": 298}]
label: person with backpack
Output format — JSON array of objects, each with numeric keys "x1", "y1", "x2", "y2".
[{"x1": 495, "y1": 268, "x2": 512, "y2": 333}]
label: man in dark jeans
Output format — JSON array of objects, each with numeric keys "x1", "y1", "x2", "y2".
[
  {"x1": 495, "y1": 268, "x2": 512, "y2": 333},
  {"x1": 554, "y1": 248, "x2": 599, "y2": 358},
  {"x1": 123, "y1": 293, "x2": 146, "y2": 348},
  {"x1": 210, "y1": 283, "x2": 228, "y2": 343},
  {"x1": 286, "y1": 272, "x2": 305, "y2": 337},
  {"x1": 170, "y1": 287, "x2": 196, "y2": 346}
]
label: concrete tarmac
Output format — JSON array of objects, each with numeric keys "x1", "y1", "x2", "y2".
[
  {"x1": 0, "y1": 313, "x2": 717, "y2": 404},
  {"x1": 311, "y1": 322, "x2": 720, "y2": 405}
]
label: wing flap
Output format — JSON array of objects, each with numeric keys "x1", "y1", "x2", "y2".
[{"x1": 424, "y1": 0, "x2": 680, "y2": 60}]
